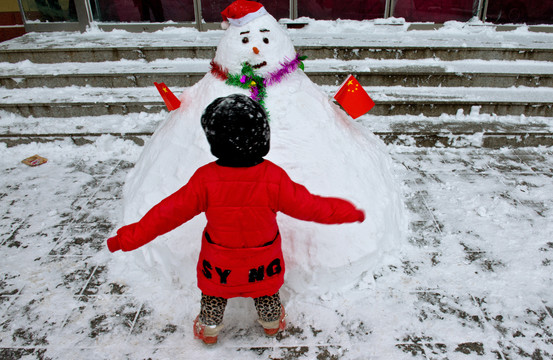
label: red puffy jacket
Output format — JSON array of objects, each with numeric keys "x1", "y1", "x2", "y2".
[{"x1": 108, "y1": 160, "x2": 364, "y2": 298}]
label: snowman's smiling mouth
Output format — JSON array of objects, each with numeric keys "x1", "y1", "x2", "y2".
[{"x1": 248, "y1": 61, "x2": 267, "y2": 69}]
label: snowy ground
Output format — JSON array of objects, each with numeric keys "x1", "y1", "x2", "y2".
[{"x1": 1, "y1": 131, "x2": 552, "y2": 359}]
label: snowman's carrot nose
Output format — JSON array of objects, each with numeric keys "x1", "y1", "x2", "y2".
[{"x1": 253, "y1": 47, "x2": 260, "y2": 54}]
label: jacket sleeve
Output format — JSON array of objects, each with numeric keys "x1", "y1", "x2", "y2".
[
  {"x1": 276, "y1": 169, "x2": 365, "y2": 224},
  {"x1": 111, "y1": 172, "x2": 207, "y2": 252}
]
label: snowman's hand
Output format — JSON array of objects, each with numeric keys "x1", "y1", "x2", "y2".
[{"x1": 107, "y1": 235, "x2": 122, "y2": 253}]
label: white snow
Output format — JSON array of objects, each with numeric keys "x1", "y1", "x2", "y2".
[
  {"x1": 3, "y1": 84, "x2": 553, "y2": 105},
  {"x1": 3, "y1": 58, "x2": 553, "y2": 78},
  {"x1": 2, "y1": 18, "x2": 552, "y2": 50},
  {"x1": 1, "y1": 130, "x2": 552, "y2": 358}
]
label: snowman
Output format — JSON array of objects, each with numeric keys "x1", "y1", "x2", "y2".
[{"x1": 121, "y1": 0, "x2": 407, "y2": 294}]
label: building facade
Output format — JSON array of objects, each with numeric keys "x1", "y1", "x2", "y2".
[{"x1": 2, "y1": 0, "x2": 553, "y2": 40}]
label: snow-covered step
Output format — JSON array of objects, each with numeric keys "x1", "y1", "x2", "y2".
[
  {"x1": 0, "y1": 59, "x2": 207, "y2": 89},
  {"x1": 2, "y1": 58, "x2": 553, "y2": 89},
  {"x1": 2, "y1": 110, "x2": 552, "y2": 148},
  {"x1": 2, "y1": 28, "x2": 553, "y2": 63},
  {"x1": 3, "y1": 42, "x2": 552, "y2": 63},
  {"x1": 1, "y1": 85, "x2": 552, "y2": 118},
  {"x1": 3, "y1": 110, "x2": 551, "y2": 137},
  {"x1": 362, "y1": 113, "x2": 553, "y2": 148}
]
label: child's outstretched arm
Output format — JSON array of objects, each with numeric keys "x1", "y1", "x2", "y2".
[
  {"x1": 107, "y1": 177, "x2": 206, "y2": 252},
  {"x1": 276, "y1": 170, "x2": 365, "y2": 224}
]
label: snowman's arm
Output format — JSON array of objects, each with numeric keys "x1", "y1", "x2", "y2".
[{"x1": 276, "y1": 170, "x2": 365, "y2": 224}]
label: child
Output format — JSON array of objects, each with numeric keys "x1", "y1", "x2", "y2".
[{"x1": 107, "y1": 94, "x2": 365, "y2": 345}]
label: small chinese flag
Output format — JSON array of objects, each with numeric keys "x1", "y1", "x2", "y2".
[
  {"x1": 333, "y1": 75, "x2": 375, "y2": 119},
  {"x1": 154, "y1": 82, "x2": 181, "y2": 111}
]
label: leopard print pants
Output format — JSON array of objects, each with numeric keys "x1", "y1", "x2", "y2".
[{"x1": 199, "y1": 292, "x2": 282, "y2": 326}]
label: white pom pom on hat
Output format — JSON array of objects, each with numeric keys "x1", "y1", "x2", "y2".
[{"x1": 221, "y1": 0, "x2": 268, "y2": 27}]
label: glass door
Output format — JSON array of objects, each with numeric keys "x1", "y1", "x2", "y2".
[
  {"x1": 390, "y1": 0, "x2": 479, "y2": 22},
  {"x1": 90, "y1": 0, "x2": 195, "y2": 23},
  {"x1": 297, "y1": 0, "x2": 387, "y2": 20},
  {"x1": 20, "y1": 0, "x2": 78, "y2": 22},
  {"x1": 485, "y1": 0, "x2": 553, "y2": 25}
]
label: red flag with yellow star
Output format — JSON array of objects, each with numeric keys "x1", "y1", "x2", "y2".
[
  {"x1": 154, "y1": 82, "x2": 181, "y2": 111},
  {"x1": 333, "y1": 75, "x2": 375, "y2": 119}
]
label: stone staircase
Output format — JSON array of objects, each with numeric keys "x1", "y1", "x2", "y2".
[{"x1": 1, "y1": 27, "x2": 553, "y2": 147}]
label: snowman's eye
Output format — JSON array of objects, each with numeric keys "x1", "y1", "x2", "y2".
[
  {"x1": 263, "y1": 37, "x2": 269, "y2": 44},
  {"x1": 242, "y1": 37, "x2": 249, "y2": 44}
]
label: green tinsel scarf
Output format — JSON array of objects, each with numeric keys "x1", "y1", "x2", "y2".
[{"x1": 225, "y1": 63, "x2": 267, "y2": 109}]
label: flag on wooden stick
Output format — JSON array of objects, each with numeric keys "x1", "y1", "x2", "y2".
[
  {"x1": 333, "y1": 75, "x2": 375, "y2": 119},
  {"x1": 154, "y1": 82, "x2": 181, "y2": 111}
]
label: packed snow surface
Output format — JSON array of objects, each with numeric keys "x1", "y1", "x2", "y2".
[
  {"x1": 1, "y1": 135, "x2": 552, "y2": 359},
  {"x1": 120, "y1": 12, "x2": 407, "y2": 296}
]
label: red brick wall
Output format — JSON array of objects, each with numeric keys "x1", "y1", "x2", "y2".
[{"x1": 0, "y1": 11, "x2": 26, "y2": 43}]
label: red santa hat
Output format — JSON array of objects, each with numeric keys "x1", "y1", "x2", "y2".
[{"x1": 221, "y1": 0, "x2": 268, "y2": 29}]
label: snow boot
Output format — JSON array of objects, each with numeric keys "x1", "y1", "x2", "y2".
[
  {"x1": 193, "y1": 316, "x2": 223, "y2": 345},
  {"x1": 258, "y1": 305, "x2": 286, "y2": 337}
]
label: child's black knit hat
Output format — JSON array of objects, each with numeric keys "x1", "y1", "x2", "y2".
[{"x1": 201, "y1": 94, "x2": 270, "y2": 167}]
